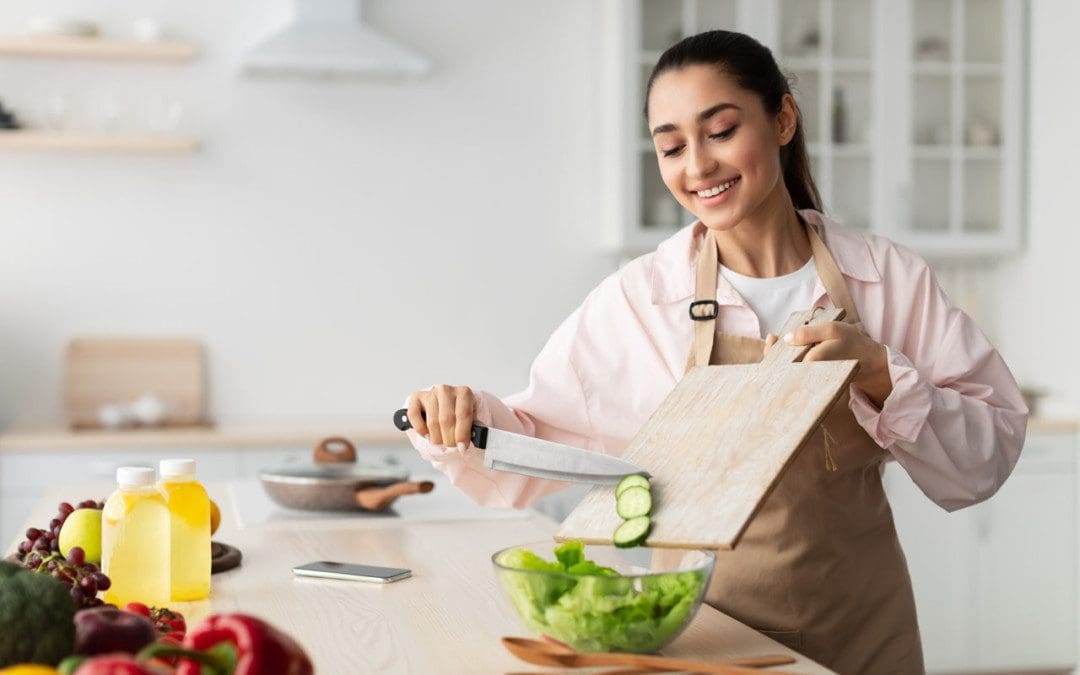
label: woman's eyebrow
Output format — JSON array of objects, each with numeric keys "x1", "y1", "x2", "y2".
[{"x1": 650, "y1": 102, "x2": 741, "y2": 137}]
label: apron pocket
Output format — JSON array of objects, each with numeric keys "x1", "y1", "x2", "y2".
[{"x1": 757, "y1": 628, "x2": 802, "y2": 650}]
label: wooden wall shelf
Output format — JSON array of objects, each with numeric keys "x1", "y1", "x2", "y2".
[
  {"x1": 0, "y1": 131, "x2": 197, "y2": 154},
  {"x1": 0, "y1": 36, "x2": 195, "y2": 63}
]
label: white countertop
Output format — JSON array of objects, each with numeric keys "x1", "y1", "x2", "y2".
[
  {"x1": 8, "y1": 482, "x2": 835, "y2": 674},
  {"x1": 0, "y1": 417, "x2": 404, "y2": 453}
]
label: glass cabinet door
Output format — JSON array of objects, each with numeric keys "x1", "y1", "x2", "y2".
[
  {"x1": 902, "y1": 0, "x2": 1022, "y2": 253},
  {"x1": 617, "y1": 0, "x2": 1025, "y2": 258},
  {"x1": 776, "y1": 0, "x2": 875, "y2": 231},
  {"x1": 633, "y1": 0, "x2": 739, "y2": 246}
]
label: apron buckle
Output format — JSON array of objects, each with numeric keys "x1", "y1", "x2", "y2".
[{"x1": 689, "y1": 300, "x2": 719, "y2": 321}]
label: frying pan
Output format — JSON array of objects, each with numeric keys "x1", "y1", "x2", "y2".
[{"x1": 259, "y1": 437, "x2": 434, "y2": 511}]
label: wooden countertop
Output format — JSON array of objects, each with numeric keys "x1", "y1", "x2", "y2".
[
  {"x1": 2, "y1": 417, "x2": 1074, "y2": 453},
  {"x1": 11, "y1": 483, "x2": 834, "y2": 674}
]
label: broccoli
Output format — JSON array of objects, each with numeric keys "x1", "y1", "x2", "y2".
[{"x1": 0, "y1": 561, "x2": 76, "y2": 667}]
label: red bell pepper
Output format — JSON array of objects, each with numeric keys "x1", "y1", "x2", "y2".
[{"x1": 177, "y1": 614, "x2": 313, "y2": 675}]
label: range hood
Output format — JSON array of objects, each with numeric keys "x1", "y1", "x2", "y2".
[{"x1": 243, "y1": 0, "x2": 430, "y2": 79}]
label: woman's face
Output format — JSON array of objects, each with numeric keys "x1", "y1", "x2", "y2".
[{"x1": 646, "y1": 64, "x2": 797, "y2": 232}]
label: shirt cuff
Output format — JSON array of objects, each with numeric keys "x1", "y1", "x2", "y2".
[{"x1": 849, "y1": 345, "x2": 933, "y2": 449}]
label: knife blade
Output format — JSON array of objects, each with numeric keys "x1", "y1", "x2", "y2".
[{"x1": 392, "y1": 408, "x2": 648, "y2": 485}]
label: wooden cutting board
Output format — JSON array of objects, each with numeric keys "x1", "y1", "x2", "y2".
[
  {"x1": 555, "y1": 308, "x2": 859, "y2": 550},
  {"x1": 64, "y1": 337, "x2": 205, "y2": 429}
]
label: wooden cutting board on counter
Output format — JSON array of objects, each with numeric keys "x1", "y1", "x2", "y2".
[
  {"x1": 555, "y1": 308, "x2": 859, "y2": 550},
  {"x1": 64, "y1": 337, "x2": 205, "y2": 429}
]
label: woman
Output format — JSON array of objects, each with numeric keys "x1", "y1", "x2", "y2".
[{"x1": 403, "y1": 31, "x2": 1026, "y2": 673}]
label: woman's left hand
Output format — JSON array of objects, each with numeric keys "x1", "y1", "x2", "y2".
[{"x1": 765, "y1": 322, "x2": 893, "y2": 408}]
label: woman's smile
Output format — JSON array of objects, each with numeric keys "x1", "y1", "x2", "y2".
[{"x1": 690, "y1": 175, "x2": 741, "y2": 207}]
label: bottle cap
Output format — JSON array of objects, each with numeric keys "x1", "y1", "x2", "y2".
[
  {"x1": 159, "y1": 458, "x2": 196, "y2": 478},
  {"x1": 116, "y1": 466, "x2": 156, "y2": 487}
]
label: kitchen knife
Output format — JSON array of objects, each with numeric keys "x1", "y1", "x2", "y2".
[{"x1": 392, "y1": 408, "x2": 649, "y2": 485}]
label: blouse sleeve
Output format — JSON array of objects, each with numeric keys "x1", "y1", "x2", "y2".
[{"x1": 849, "y1": 260, "x2": 1029, "y2": 512}]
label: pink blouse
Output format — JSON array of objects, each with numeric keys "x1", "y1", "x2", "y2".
[{"x1": 405, "y1": 210, "x2": 1029, "y2": 512}]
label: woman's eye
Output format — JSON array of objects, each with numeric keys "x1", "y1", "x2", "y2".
[
  {"x1": 661, "y1": 145, "x2": 683, "y2": 157},
  {"x1": 709, "y1": 126, "x2": 737, "y2": 140}
]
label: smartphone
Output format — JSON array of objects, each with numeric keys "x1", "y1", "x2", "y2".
[{"x1": 292, "y1": 560, "x2": 412, "y2": 583}]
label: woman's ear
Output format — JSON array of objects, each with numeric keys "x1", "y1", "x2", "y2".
[{"x1": 777, "y1": 93, "x2": 798, "y2": 146}]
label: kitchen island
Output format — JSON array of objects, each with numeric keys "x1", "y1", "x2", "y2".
[{"x1": 11, "y1": 483, "x2": 833, "y2": 674}]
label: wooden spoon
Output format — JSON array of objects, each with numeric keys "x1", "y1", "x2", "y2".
[
  {"x1": 501, "y1": 636, "x2": 795, "y2": 673},
  {"x1": 354, "y1": 480, "x2": 434, "y2": 510}
]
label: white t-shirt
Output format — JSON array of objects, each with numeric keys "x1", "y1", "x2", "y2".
[{"x1": 719, "y1": 257, "x2": 818, "y2": 338}]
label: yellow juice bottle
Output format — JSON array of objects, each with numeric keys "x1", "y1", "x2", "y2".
[
  {"x1": 102, "y1": 467, "x2": 170, "y2": 607},
  {"x1": 158, "y1": 458, "x2": 211, "y2": 601}
]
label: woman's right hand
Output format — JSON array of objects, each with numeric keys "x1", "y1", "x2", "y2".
[{"x1": 406, "y1": 385, "x2": 477, "y2": 452}]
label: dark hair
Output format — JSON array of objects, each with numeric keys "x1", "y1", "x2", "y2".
[{"x1": 643, "y1": 30, "x2": 821, "y2": 212}]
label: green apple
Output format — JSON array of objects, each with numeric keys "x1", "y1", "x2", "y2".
[{"x1": 58, "y1": 507, "x2": 102, "y2": 564}]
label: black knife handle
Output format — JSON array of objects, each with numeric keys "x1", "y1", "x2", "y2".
[{"x1": 392, "y1": 408, "x2": 489, "y2": 449}]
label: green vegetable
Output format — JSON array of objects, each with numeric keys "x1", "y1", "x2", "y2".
[
  {"x1": 615, "y1": 474, "x2": 650, "y2": 498},
  {"x1": 615, "y1": 486, "x2": 652, "y2": 519},
  {"x1": 0, "y1": 561, "x2": 77, "y2": 668},
  {"x1": 613, "y1": 516, "x2": 652, "y2": 548},
  {"x1": 496, "y1": 541, "x2": 706, "y2": 653}
]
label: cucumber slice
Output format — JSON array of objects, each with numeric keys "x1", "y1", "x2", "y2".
[
  {"x1": 615, "y1": 473, "x2": 650, "y2": 498},
  {"x1": 613, "y1": 516, "x2": 652, "y2": 548},
  {"x1": 615, "y1": 485, "x2": 652, "y2": 519}
]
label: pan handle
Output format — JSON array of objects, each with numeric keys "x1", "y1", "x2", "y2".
[
  {"x1": 313, "y1": 437, "x2": 357, "y2": 464},
  {"x1": 392, "y1": 409, "x2": 490, "y2": 449}
]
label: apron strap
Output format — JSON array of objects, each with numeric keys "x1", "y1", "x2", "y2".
[
  {"x1": 805, "y1": 221, "x2": 862, "y2": 326},
  {"x1": 685, "y1": 216, "x2": 862, "y2": 374},
  {"x1": 689, "y1": 228, "x2": 720, "y2": 371}
]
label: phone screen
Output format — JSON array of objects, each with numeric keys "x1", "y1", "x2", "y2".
[{"x1": 292, "y1": 561, "x2": 412, "y2": 583}]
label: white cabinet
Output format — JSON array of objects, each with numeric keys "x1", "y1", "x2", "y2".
[
  {"x1": 884, "y1": 427, "x2": 1077, "y2": 672},
  {"x1": 603, "y1": 0, "x2": 1027, "y2": 258}
]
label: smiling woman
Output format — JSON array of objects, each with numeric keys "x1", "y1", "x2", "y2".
[
  {"x1": 401, "y1": 29, "x2": 1025, "y2": 675},
  {"x1": 644, "y1": 32, "x2": 820, "y2": 280}
]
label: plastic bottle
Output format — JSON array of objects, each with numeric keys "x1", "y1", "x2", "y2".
[
  {"x1": 102, "y1": 467, "x2": 170, "y2": 606},
  {"x1": 158, "y1": 458, "x2": 211, "y2": 601}
]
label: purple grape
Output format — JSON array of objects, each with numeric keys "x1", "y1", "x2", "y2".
[
  {"x1": 70, "y1": 586, "x2": 85, "y2": 605},
  {"x1": 67, "y1": 547, "x2": 85, "y2": 565},
  {"x1": 31, "y1": 538, "x2": 49, "y2": 552},
  {"x1": 59, "y1": 502, "x2": 74, "y2": 516},
  {"x1": 95, "y1": 501, "x2": 105, "y2": 509},
  {"x1": 78, "y1": 575, "x2": 98, "y2": 594},
  {"x1": 49, "y1": 538, "x2": 60, "y2": 552},
  {"x1": 77, "y1": 499, "x2": 96, "y2": 509},
  {"x1": 18, "y1": 540, "x2": 31, "y2": 554},
  {"x1": 94, "y1": 573, "x2": 111, "y2": 591},
  {"x1": 25, "y1": 527, "x2": 43, "y2": 541}
]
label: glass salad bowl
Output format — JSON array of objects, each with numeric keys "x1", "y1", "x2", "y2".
[{"x1": 492, "y1": 540, "x2": 715, "y2": 654}]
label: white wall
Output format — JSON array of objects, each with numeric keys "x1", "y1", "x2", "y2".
[
  {"x1": 0, "y1": 0, "x2": 614, "y2": 427},
  {"x1": 989, "y1": 0, "x2": 1080, "y2": 417},
  {"x1": 0, "y1": 0, "x2": 1076, "y2": 428}
]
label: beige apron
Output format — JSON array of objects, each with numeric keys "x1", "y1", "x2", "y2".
[{"x1": 673, "y1": 221, "x2": 925, "y2": 674}]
